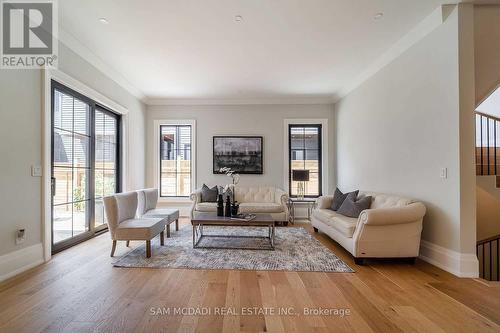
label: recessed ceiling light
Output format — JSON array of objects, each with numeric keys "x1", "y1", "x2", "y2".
[
  {"x1": 374, "y1": 13, "x2": 384, "y2": 20},
  {"x1": 99, "y1": 17, "x2": 109, "y2": 24},
  {"x1": 235, "y1": 15, "x2": 243, "y2": 22}
]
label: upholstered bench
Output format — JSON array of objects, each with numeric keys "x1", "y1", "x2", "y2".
[
  {"x1": 104, "y1": 192, "x2": 167, "y2": 258},
  {"x1": 138, "y1": 188, "x2": 180, "y2": 237}
]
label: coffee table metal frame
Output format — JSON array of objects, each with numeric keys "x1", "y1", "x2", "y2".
[{"x1": 191, "y1": 213, "x2": 276, "y2": 250}]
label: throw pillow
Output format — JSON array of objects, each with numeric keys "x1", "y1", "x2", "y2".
[
  {"x1": 337, "y1": 192, "x2": 372, "y2": 218},
  {"x1": 218, "y1": 186, "x2": 233, "y2": 201},
  {"x1": 331, "y1": 188, "x2": 359, "y2": 211},
  {"x1": 201, "y1": 184, "x2": 218, "y2": 202}
]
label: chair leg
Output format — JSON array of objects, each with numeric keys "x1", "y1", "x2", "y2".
[
  {"x1": 175, "y1": 219, "x2": 179, "y2": 231},
  {"x1": 110, "y1": 240, "x2": 117, "y2": 257},
  {"x1": 160, "y1": 231, "x2": 165, "y2": 246},
  {"x1": 126, "y1": 240, "x2": 130, "y2": 247},
  {"x1": 146, "y1": 240, "x2": 151, "y2": 258},
  {"x1": 166, "y1": 224, "x2": 171, "y2": 238}
]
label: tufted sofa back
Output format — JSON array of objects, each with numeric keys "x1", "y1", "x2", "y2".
[
  {"x1": 234, "y1": 186, "x2": 276, "y2": 203},
  {"x1": 360, "y1": 191, "x2": 414, "y2": 209}
]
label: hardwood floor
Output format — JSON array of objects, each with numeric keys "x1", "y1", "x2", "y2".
[{"x1": 1, "y1": 218, "x2": 499, "y2": 333}]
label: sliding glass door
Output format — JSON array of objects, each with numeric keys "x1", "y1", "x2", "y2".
[
  {"x1": 51, "y1": 81, "x2": 121, "y2": 252},
  {"x1": 94, "y1": 108, "x2": 120, "y2": 229},
  {"x1": 52, "y1": 88, "x2": 92, "y2": 245}
]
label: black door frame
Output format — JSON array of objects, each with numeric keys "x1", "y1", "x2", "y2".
[{"x1": 51, "y1": 80, "x2": 121, "y2": 253}]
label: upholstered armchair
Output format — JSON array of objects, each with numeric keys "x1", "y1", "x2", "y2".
[
  {"x1": 137, "y1": 188, "x2": 180, "y2": 236},
  {"x1": 103, "y1": 192, "x2": 167, "y2": 258}
]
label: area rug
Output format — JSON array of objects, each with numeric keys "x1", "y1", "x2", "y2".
[{"x1": 112, "y1": 226, "x2": 354, "y2": 272}]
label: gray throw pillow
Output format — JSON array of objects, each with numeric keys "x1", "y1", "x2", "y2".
[
  {"x1": 331, "y1": 188, "x2": 359, "y2": 211},
  {"x1": 201, "y1": 184, "x2": 218, "y2": 202},
  {"x1": 337, "y1": 192, "x2": 372, "y2": 218},
  {"x1": 218, "y1": 186, "x2": 233, "y2": 201}
]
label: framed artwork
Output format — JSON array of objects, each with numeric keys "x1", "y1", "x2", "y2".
[{"x1": 213, "y1": 136, "x2": 263, "y2": 174}]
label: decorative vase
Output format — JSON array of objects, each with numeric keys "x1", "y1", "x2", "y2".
[
  {"x1": 217, "y1": 194, "x2": 224, "y2": 216},
  {"x1": 231, "y1": 202, "x2": 239, "y2": 216},
  {"x1": 224, "y1": 196, "x2": 231, "y2": 217}
]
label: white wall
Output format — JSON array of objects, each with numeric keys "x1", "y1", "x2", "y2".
[
  {"x1": 0, "y1": 42, "x2": 146, "y2": 281},
  {"x1": 146, "y1": 104, "x2": 334, "y2": 194},
  {"x1": 0, "y1": 70, "x2": 44, "y2": 263},
  {"x1": 334, "y1": 5, "x2": 477, "y2": 276}
]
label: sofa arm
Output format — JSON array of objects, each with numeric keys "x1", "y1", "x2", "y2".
[
  {"x1": 275, "y1": 188, "x2": 289, "y2": 206},
  {"x1": 190, "y1": 189, "x2": 202, "y2": 203},
  {"x1": 359, "y1": 202, "x2": 426, "y2": 226},
  {"x1": 316, "y1": 195, "x2": 334, "y2": 209},
  {"x1": 189, "y1": 189, "x2": 202, "y2": 219}
]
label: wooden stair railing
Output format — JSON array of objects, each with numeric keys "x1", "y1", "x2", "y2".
[
  {"x1": 476, "y1": 112, "x2": 500, "y2": 176},
  {"x1": 477, "y1": 234, "x2": 500, "y2": 281}
]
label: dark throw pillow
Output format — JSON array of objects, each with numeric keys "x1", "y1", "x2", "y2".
[
  {"x1": 201, "y1": 184, "x2": 218, "y2": 202},
  {"x1": 331, "y1": 188, "x2": 359, "y2": 211},
  {"x1": 337, "y1": 192, "x2": 372, "y2": 218}
]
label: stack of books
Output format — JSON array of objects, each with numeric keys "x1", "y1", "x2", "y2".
[{"x1": 230, "y1": 214, "x2": 257, "y2": 221}]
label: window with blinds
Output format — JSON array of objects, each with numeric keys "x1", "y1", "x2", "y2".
[{"x1": 159, "y1": 125, "x2": 192, "y2": 197}]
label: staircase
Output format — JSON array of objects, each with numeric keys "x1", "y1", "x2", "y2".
[
  {"x1": 476, "y1": 112, "x2": 500, "y2": 280},
  {"x1": 477, "y1": 235, "x2": 500, "y2": 281}
]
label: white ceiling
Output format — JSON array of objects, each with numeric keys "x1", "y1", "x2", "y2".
[{"x1": 59, "y1": 0, "x2": 458, "y2": 102}]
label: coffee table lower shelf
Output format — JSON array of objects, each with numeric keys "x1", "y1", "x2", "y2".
[{"x1": 191, "y1": 213, "x2": 276, "y2": 250}]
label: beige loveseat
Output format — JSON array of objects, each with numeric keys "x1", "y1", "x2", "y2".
[
  {"x1": 190, "y1": 186, "x2": 289, "y2": 223},
  {"x1": 312, "y1": 192, "x2": 426, "y2": 264}
]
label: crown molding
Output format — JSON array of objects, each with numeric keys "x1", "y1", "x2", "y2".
[
  {"x1": 57, "y1": 28, "x2": 146, "y2": 102},
  {"x1": 145, "y1": 96, "x2": 336, "y2": 106},
  {"x1": 335, "y1": 5, "x2": 450, "y2": 102}
]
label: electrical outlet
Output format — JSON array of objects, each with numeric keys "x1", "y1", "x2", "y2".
[
  {"x1": 16, "y1": 229, "x2": 26, "y2": 245},
  {"x1": 31, "y1": 165, "x2": 42, "y2": 177}
]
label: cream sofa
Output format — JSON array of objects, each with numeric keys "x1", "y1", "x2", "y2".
[
  {"x1": 190, "y1": 186, "x2": 289, "y2": 223},
  {"x1": 312, "y1": 192, "x2": 426, "y2": 264}
]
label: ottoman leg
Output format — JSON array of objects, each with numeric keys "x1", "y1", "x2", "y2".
[
  {"x1": 160, "y1": 231, "x2": 165, "y2": 246},
  {"x1": 166, "y1": 224, "x2": 171, "y2": 238},
  {"x1": 175, "y1": 219, "x2": 179, "y2": 231}
]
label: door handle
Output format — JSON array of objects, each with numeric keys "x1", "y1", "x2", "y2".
[{"x1": 51, "y1": 177, "x2": 56, "y2": 196}]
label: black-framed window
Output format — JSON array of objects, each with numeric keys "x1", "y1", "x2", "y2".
[
  {"x1": 51, "y1": 80, "x2": 121, "y2": 253},
  {"x1": 160, "y1": 125, "x2": 192, "y2": 197},
  {"x1": 288, "y1": 124, "x2": 322, "y2": 197}
]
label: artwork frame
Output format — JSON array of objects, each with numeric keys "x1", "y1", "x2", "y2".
[{"x1": 213, "y1": 136, "x2": 263, "y2": 174}]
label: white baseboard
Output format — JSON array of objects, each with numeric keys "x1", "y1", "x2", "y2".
[
  {"x1": 419, "y1": 240, "x2": 478, "y2": 278},
  {"x1": 0, "y1": 243, "x2": 44, "y2": 283}
]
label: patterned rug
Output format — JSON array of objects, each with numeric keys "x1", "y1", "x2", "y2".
[{"x1": 113, "y1": 226, "x2": 354, "y2": 272}]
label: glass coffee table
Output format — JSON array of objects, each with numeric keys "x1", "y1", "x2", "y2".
[{"x1": 191, "y1": 213, "x2": 276, "y2": 250}]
